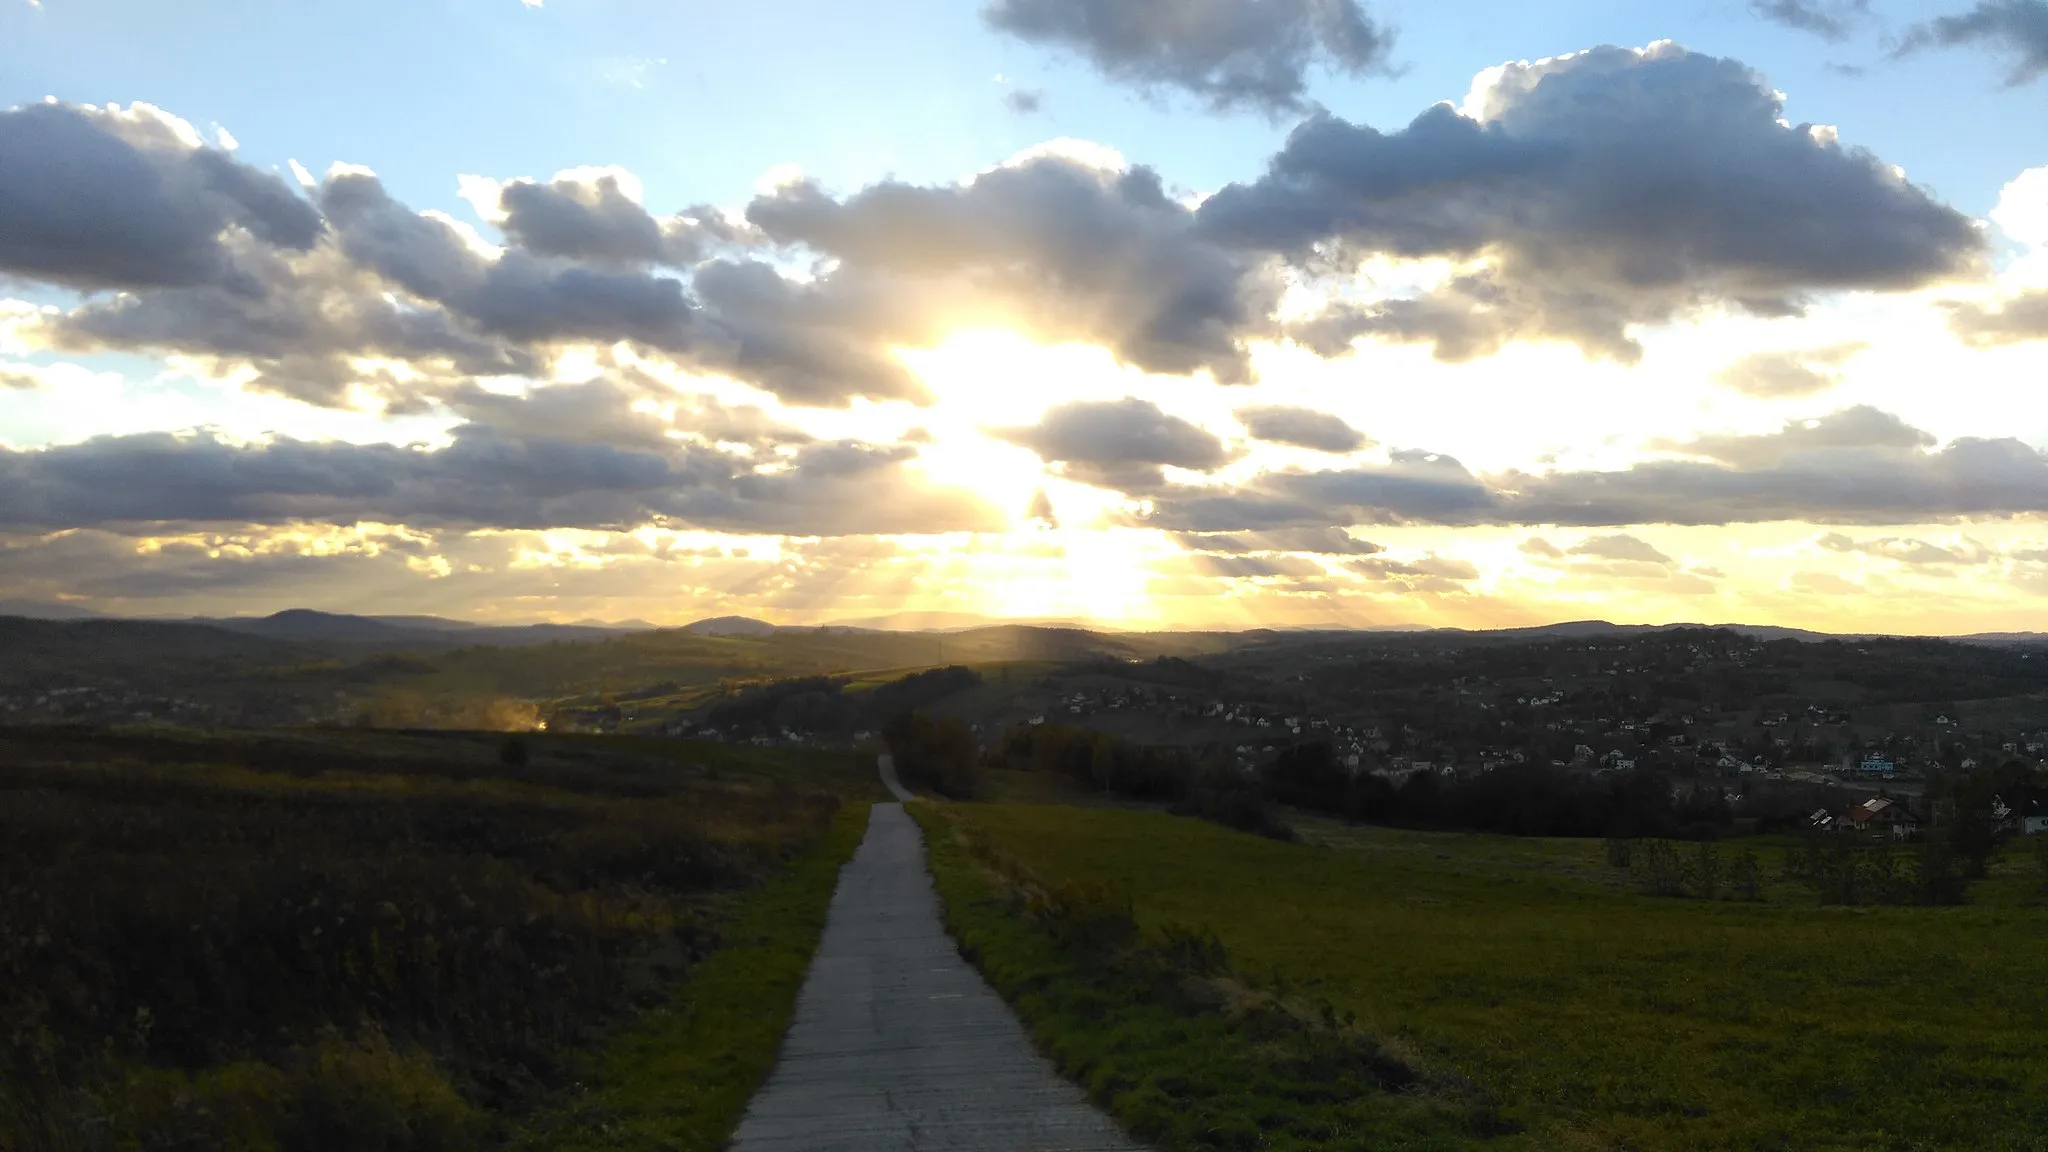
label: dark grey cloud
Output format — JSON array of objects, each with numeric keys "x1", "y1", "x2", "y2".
[
  {"x1": 1132, "y1": 448, "x2": 1493, "y2": 530},
  {"x1": 1659, "y1": 404, "x2": 1934, "y2": 467},
  {"x1": 1713, "y1": 342, "x2": 1865, "y2": 397},
  {"x1": 0, "y1": 102, "x2": 321, "y2": 291},
  {"x1": 1200, "y1": 43, "x2": 1981, "y2": 362},
  {"x1": 1751, "y1": 0, "x2": 1870, "y2": 41},
  {"x1": 1497, "y1": 415, "x2": 2048, "y2": 526},
  {"x1": 497, "y1": 173, "x2": 734, "y2": 266},
  {"x1": 995, "y1": 397, "x2": 1231, "y2": 490},
  {"x1": 1131, "y1": 407, "x2": 2048, "y2": 529},
  {"x1": 983, "y1": 0, "x2": 1394, "y2": 116},
  {"x1": 1235, "y1": 403, "x2": 1367, "y2": 451},
  {"x1": 0, "y1": 397, "x2": 997, "y2": 537},
  {"x1": 1568, "y1": 533, "x2": 1673, "y2": 564},
  {"x1": 321, "y1": 172, "x2": 695, "y2": 349},
  {"x1": 1005, "y1": 89, "x2": 1046, "y2": 114},
  {"x1": 1895, "y1": 1, "x2": 2048, "y2": 85},
  {"x1": 744, "y1": 156, "x2": 1275, "y2": 384},
  {"x1": 43, "y1": 238, "x2": 538, "y2": 408},
  {"x1": 684, "y1": 258, "x2": 932, "y2": 405}
]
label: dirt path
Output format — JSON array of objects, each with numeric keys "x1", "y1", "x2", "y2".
[{"x1": 729, "y1": 789, "x2": 1140, "y2": 1150}]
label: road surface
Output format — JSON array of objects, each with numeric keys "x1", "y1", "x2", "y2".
[{"x1": 729, "y1": 759, "x2": 1140, "y2": 1150}]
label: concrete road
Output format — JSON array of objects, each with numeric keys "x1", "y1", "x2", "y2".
[
  {"x1": 878, "y1": 751, "x2": 914, "y2": 803},
  {"x1": 729, "y1": 794, "x2": 1142, "y2": 1150}
]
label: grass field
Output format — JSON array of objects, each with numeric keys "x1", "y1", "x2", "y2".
[
  {"x1": 922, "y1": 802, "x2": 2048, "y2": 1151},
  {"x1": 0, "y1": 726, "x2": 874, "y2": 1152}
]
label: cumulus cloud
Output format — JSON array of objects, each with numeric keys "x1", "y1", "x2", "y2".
[
  {"x1": 1895, "y1": 1, "x2": 2048, "y2": 85},
  {"x1": 1751, "y1": 0, "x2": 1870, "y2": 41},
  {"x1": 0, "y1": 101, "x2": 322, "y2": 291},
  {"x1": 995, "y1": 396, "x2": 1232, "y2": 490},
  {"x1": 320, "y1": 171, "x2": 695, "y2": 349},
  {"x1": 1713, "y1": 342, "x2": 1865, "y2": 397},
  {"x1": 493, "y1": 169, "x2": 735, "y2": 266},
  {"x1": 743, "y1": 154, "x2": 1276, "y2": 385},
  {"x1": 1235, "y1": 403, "x2": 1367, "y2": 451},
  {"x1": 1202, "y1": 43, "x2": 1981, "y2": 362},
  {"x1": 982, "y1": 0, "x2": 1394, "y2": 116}
]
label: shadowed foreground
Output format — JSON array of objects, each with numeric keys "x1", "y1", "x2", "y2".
[{"x1": 731, "y1": 801, "x2": 1140, "y2": 1151}]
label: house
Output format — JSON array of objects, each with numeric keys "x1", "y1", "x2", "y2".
[
  {"x1": 1859, "y1": 756, "x2": 1896, "y2": 777},
  {"x1": 2024, "y1": 816, "x2": 2048, "y2": 836},
  {"x1": 1850, "y1": 796, "x2": 1921, "y2": 840}
]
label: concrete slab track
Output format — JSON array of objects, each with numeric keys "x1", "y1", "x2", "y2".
[{"x1": 730, "y1": 794, "x2": 1141, "y2": 1151}]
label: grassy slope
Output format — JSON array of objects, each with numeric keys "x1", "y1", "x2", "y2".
[
  {"x1": 516, "y1": 802, "x2": 870, "y2": 1151},
  {"x1": 0, "y1": 728, "x2": 878, "y2": 1151},
  {"x1": 936, "y1": 803, "x2": 2048, "y2": 1152},
  {"x1": 915, "y1": 803, "x2": 1503, "y2": 1151}
]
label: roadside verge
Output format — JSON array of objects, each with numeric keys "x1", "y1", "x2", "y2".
[{"x1": 514, "y1": 803, "x2": 869, "y2": 1151}]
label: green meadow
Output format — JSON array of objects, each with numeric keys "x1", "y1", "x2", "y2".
[{"x1": 920, "y1": 801, "x2": 2048, "y2": 1151}]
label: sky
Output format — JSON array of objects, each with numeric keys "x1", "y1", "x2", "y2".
[{"x1": 2, "y1": 0, "x2": 2048, "y2": 633}]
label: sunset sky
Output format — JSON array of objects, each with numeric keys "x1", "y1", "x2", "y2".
[{"x1": 3, "y1": 0, "x2": 2048, "y2": 632}]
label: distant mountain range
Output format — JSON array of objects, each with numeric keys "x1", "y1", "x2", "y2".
[
  {"x1": 0, "y1": 602, "x2": 2040, "y2": 648},
  {"x1": 0, "y1": 603, "x2": 649, "y2": 648}
]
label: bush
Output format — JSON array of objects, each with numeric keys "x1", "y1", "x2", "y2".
[{"x1": 882, "y1": 710, "x2": 982, "y2": 799}]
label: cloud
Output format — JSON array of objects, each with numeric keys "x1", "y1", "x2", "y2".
[
  {"x1": 1518, "y1": 536, "x2": 1564, "y2": 557},
  {"x1": 1895, "y1": 1, "x2": 2048, "y2": 85},
  {"x1": 1173, "y1": 526, "x2": 1381, "y2": 554},
  {"x1": 1568, "y1": 533, "x2": 1672, "y2": 564},
  {"x1": 1351, "y1": 553, "x2": 1479, "y2": 580},
  {"x1": 982, "y1": 0, "x2": 1394, "y2": 117},
  {"x1": 1005, "y1": 89, "x2": 1046, "y2": 114},
  {"x1": 1497, "y1": 410, "x2": 2048, "y2": 526},
  {"x1": 1790, "y1": 570, "x2": 1862, "y2": 594},
  {"x1": 0, "y1": 389, "x2": 1000, "y2": 536},
  {"x1": 1950, "y1": 290, "x2": 2048, "y2": 343},
  {"x1": 1132, "y1": 448, "x2": 1494, "y2": 530},
  {"x1": 1026, "y1": 488, "x2": 1059, "y2": 528},
  {"x1": 1, "y1": 362, "x2": 43, "y2": 389},
  {"x1": 1195, "y1": 553, "x2": 1330, "y2": 579},
  {"x1": 1235, "y1": 403, "x2": 1367, "y2": 451},
  {"x1": 319, "y1": 171, "x2": 695, "y2": 349},
  {"x1": 1132, "y1": 407, "x2": 2048, "y2": 530},
  {"x1": 1816, "y1": 531, "x2": 1995, "y2": 566},
  {"x1": 0, "y1": 101, "x2": 322, "y2": 291},
  {"x1": 1750, "y1": 0, "x2": 1869, "y2": 41},
  {"x1": 1201, "y1": 43, "x2": 1981, "y2": 362},
  {"x1": 42, "y1": 238, "x2": 539, "y2": 409},
  {"x1": 1713, "y1": 342, "x2": 1866, "y2": 397},
  {"x1": 743, "y1": 153, "x2": 1276, "y2": 385},
  {"x1": 995, "y1": 396, "x2": 1231, "y2": 490}
]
